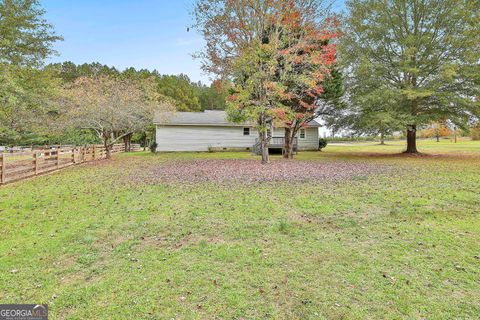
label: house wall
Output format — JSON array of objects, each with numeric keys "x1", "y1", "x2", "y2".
[
  {"x1": 272, "y1": 127, "x2": 319, "y2": 150},
  {"x1": 156, "y1": 125, "x2": 258, "y2": 152},
  {"x1": 156, "y1": 125, "x2": 319, "y2": 152},
  {"x1": 298, "y1": 127, "x2": 319, "y2": 150}
]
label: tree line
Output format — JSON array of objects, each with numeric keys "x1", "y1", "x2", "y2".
[
  {"x1": 0, "y1": 1, "x2": 228, "y2": 149},
  {"x1": 46, "y1": 62, "x2": 228, "y2": 113},
  {"x1": 193, "y1": 0, "x2": 479, "y2": 162},
  {"x1": 1, "y1": 60, "x2": 228, "y2": 148},
  {"x1": 1, "y1": 0, "x2": 479, "y2": 162}
]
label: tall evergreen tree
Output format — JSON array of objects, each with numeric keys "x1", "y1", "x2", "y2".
[
  {"x1": 0, "y1": 0, "x2": 62, "y2": 67},
  {"x1": 0, "y1": 0, "x2": 62, "y2": 145}
]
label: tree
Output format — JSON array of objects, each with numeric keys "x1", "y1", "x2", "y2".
[
  {"x1": 0, "y1": 0, "x2": 62, "y2": 67},
  {"x1": 274, "y1": 12, "x2": 340, "y2": 158},
  {"x1": 193, "y1": 0, "x2": 280, "y2": 163},
  {"x1": 0, "y1": 64, "x2": 61, "y2": 145},
  {"x1": 227, "y1": 40, "x2": 281, "y2": 164},
  {"x1": 319, "y1": 66, "x2": 349, "y2": 139},
  {"x1": 62, "y1": 76, "x2": 174, "y2": 158},
  {"x1": 343, "y1": 80, "x2": 404, "y2": 144},
  {"x1": 156, "y1": 74, "x2": 202, "y2": 111},
  {"x1": 49, "y1": 62, "x2": 227, "y2": 112},
  {"x1": 471, "y1": 123, "x2": 480, "y2": 141},
  {"x1": 0, "y1": 0, "x2": 62, "y2": 145},
  {"x1": 420, "y1": 121, "x2": 453, "y2": 141},
  {"x1": 197, "y1": 80, "x2": 229, "y2": 111},
  {"x1": 353, "y1": 111, "x2": 400, "y2": 144},
  {"x1": 45, "y1": 62, "x2": 231, "y2": 149},
  {"x1": 46, "y1": 61, "x2": 120, "y2": 82},
  {"x1": 193, "y1": 0, "x2": 335, "y2": 163},
  {"x1": 340, "y1": 0, "x2": 480, "y2": 153}
]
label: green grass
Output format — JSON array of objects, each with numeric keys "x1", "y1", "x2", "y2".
[{"x1": 1, "y1": 139, "x2": 479, "y2": 319}]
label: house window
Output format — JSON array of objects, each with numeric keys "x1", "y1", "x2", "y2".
[
  {"x1": 299, "y1": 129, "x2": 306, "y2": 139},
  {"x1": 243, "y1": 127, "x2": 250, "y2": 136}
]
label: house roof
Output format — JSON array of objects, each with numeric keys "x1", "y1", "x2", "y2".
[{"x1": 154, "y1": 110, "x2": 321, "y2": 127}]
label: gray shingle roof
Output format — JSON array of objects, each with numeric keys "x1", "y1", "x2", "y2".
[{"x1": 154, "y1": 110, "x2": 321, "y2": 127}]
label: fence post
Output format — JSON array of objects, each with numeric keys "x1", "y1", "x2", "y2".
[
  {"x1": 93, "y1": 145, "x2": 96, "y2": 160},
  {"x1": 34, "y1": 152, "x2": 39, "y2": 175},
  {"x1": 72, "y1": 148, "x2": 76, "y2": 164},
  {"x1": 0, "y1": 154, "x2": 5, "y2": 184},
  {"x1": 56, "y1": 149, "x2": 60, "y2": 169}
]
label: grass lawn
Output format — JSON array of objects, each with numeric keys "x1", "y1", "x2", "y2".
[{"x1": 0, "y1": 139, "x2": 479, "y2": 319}]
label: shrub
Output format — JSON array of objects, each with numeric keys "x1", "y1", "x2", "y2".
[
  {"x1": 318, "y1": 138, "x2": 328, "y2": 151},
  {"x1": 149, "y1": 141, "x2": 158, "y2": 153},
  {"x1": 471, "y1": 126, "x2": 480, "y2": 141}
]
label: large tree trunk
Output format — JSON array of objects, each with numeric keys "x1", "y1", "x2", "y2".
[
  {"x1": 104, "y1": 140, "x2": 112, "y2": 159},
  {"x1": 283, "y1": 127, "x2": 295, "y2": 159},
  {"x1": 123, "y1": 133, "x2": 132, "y2": 152},
  {"x1": 380, "y1": 132, "x2": 385, "y2": 145},
  {"x1": 258, "y1": 118, "x2": 271, "y2": 164},
  {"x1": 123, "y1": 135, "x2": 128, "y2": 152},
  {"x1": 405, "y1": 124, "x2": 418, "y2": 153},
  {"x1": 142, "y1": 133, "x2": 147, "y2": 151},
  {"x1": 260, "y1": 131, "x2": 269, "y2": 164}
]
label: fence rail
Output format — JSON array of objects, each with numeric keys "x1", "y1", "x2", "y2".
[{"x1": 0, "y1": 143, "x2": 140, "y2": 185}]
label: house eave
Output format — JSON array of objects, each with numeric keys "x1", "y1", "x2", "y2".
[
  {"x1": 154, "y1": 123, "x2": 251, "y2": 127},
  {"x1": 154, "y1": 122, "x2": 321, "y2": 128}
]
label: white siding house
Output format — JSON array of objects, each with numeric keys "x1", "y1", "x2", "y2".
[{"x1": 154, "y1": 110, "x2": 320, "y2": 152}]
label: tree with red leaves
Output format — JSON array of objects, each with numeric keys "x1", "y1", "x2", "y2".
[
  {"x1": 273, "y1": 8, "x2": 340, "y2": 158},
  {"x1": 193, "y1": 0, "x2": 340, "y2": 163}
]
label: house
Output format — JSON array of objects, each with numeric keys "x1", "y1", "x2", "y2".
[{"x1": 154, "y1": 110, "x2": 321, "y2": 152}]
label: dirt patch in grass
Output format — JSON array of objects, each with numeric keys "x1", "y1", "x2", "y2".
[
  {"x1": 133, "y1": 159, "x2": 391, "y2": 184},
  {"x1": 137, "y1": 230, "x2": 234, "y2": 252}
]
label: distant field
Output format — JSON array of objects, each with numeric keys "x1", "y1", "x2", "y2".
[
  {"x1": 328, "y1": 137, "x2": 479, "y2": 154},
  {"x1": 0, "y1": 139, "x2": 479, "y2": 319}
]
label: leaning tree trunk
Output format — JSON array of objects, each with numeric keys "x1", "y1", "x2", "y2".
[
  {"x1": 103, "y1": 140, "x2": 112, "y2": 159},
  {"x1": 405, "y1": 124, "x2": 418, "y2": 153},
  {"x1": 283, "y1": 127, "x2": 295, "y2": 159},
  {"x1": 100, "y1": 131, "x2": 112, "y2": 159},
  {"x1": 123, "y1": 133, "x2": 132, "y2": 152},
  {"x1": 123, "y1": 135, "x2": 128, "y2": 152},
  {"x1": 142, "y1": 134, "x2": 147, "y2": 151}
]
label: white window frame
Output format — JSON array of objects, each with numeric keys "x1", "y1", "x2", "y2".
[
  {"x1": 299, "y1": 128, "x2": 306, "y2": 139},
  {"x1": 243, "y1": 127, "x2": 250, "y2": 136}
]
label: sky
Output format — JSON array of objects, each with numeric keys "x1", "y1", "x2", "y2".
[
  {"x1": 42, "y1": 0, "x2": 345, "y2": 85},
  {"x1": 42, "y1": 0, "x2": 209, "y2": 83}
]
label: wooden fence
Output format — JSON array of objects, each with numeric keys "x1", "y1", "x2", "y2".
[{"x1": 0, "y1": 144, "x2": 139, "y2": 185}]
